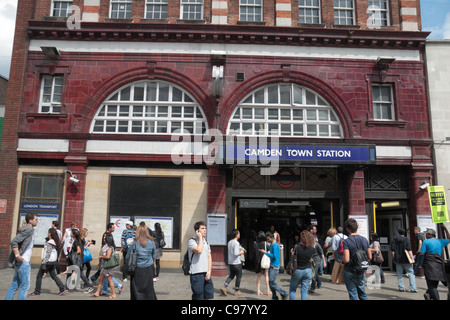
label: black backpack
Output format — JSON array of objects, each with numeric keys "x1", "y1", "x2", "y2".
[
  {"x1": 350, "y1": 236, "x2": 370, "y2": 272},
  {"x1": 182, "y1": 238, "x2": 196, "y2": 275}
]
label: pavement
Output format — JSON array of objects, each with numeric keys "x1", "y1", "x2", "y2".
[{"x1": 0, "y1": 265, "x2": 448, "y2": 302}]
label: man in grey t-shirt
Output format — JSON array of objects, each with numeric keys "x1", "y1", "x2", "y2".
[
  {"x1": 220, "y1": 229, "x2": 246, "y2": 296},
  {"x1": 188, "y1": 221, "x2": 214, "y2": 300}
]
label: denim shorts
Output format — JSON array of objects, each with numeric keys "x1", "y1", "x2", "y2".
[{"x1": 190, "y1": 273, "x2": 214, "y2": 300}]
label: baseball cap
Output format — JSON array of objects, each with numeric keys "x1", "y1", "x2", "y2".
[
  {"x1": 425, "y1": 228, "x2": 436, "y2": 236},
  {"x1": 126, "y1": 221, "x2": 133, "y2": 226}
]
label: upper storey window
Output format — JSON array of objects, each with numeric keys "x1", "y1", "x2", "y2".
[
  {"x1": 39, "y1": 75, "x2": 63, "y2": 113},
  {"x1": 91, "y1": 81, "x2": 208, "y2": 135},
  {"x1": 180, "y1": 0, "x2": 204, "y2": 20},
  {"x1": 368, "y1": 0, "x2": 390, "y2": 27},
  {"x1": 334, "y1": 0, "x2": 355, "y2": 25},
  {"x1": 372, "y1": 84, "x2": 394, "y2": 120},
  {"x1": 146, "y1": 0, "x2": 168, "y2": 19},
  {"x1": 298, "y1": 0, "x2": 321, "y2": 24},
  {"x1": 240, "y1": 0, "x2": 263, "y2": 22},
  {"x1": 51, "y1": 0, "x2": 73, "y2": 17},
  {"x1": 110, "y1": 0, "x2": 132, "y2": 19},
  {"x1": 227, "y1": 84, "x2": 343, "y2": 138}
]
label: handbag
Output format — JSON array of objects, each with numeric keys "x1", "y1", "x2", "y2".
[
  {"x1": 83, "y1": 247, "x2": 92, "y2": 263},
  {"x1": 286, "y1": 245, "x2": 298, "y2": 275},
  {"x1": 331, "y1": 261, "x2": 345, "y2": 285},
  {"x1": 372, "y1": 250, "x2": 384, "y2": 264},
  {"x1": 124, "y1": 242, "x2": 137, "y2": 276},
  {"x1": 103, "y1": 251, "x2": 120, "y2": 269},
  {"x1": 260, "y1": 242, "x2": 271, "y2": 269}
]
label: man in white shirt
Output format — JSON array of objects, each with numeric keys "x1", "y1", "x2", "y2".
[
  {"x1": 220, "y1": 229, "x2": 246, "y2": 296},
  {"x1": 188, "y1": 221, "x2": 214, "y2": 300},
  {"x1": 6, "y1": 212, "x2": 38, "y2": 300}
]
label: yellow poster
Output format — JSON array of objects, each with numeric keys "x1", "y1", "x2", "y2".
[{"x1": 427, "y1": 186, "x2": 450, "y2": 223}]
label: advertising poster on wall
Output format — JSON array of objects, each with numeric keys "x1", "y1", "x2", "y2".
[
  {"x1": 110, "y1": 216, "x2": 130, "y2": 249},
  {"x1": 427, "y1": 186, "x2": 450, "y2": 224},
  {"x1": 135, "y1": 216, "x2": 173, "y2": 249}
]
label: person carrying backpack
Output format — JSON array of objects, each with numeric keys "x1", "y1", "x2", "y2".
[
  {"x1": 121, "y1": 221, "x2": 136, "y2": 282},
  {"x1": 342, "y1": 218, "x2": 372, "y2": 300}
]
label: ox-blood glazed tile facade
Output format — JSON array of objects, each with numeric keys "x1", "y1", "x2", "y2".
[{"x1": 0, "y1": 0, "x2": 433, "y2": 273}]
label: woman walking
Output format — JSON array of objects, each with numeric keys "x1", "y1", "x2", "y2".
[
  {"x1": 289, "y1": 230, "x2": 316, "y2": 300},
  {"x1": 127, "y1": 223, "x2": 157, "y2": 300},
  {"x1": 91, "y1": 233, "x2": 118, "y2": 299},
  {"x1": 153, "y1": 222, "x2": 165, "y2": 281}
]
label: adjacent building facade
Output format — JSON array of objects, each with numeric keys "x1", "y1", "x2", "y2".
[{"x1": 0, "y1": 0, "x2": 434, "y2": 273}]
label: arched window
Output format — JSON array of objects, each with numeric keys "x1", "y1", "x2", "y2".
[
  {"x1": 227, "y1": 83, "x2": 343, "y2": 138},
  {"x1": 91, "y1": 81, "x2": 208, "y2": 135}
]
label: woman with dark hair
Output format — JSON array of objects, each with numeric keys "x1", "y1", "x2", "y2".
[
  {"x1": 153, "y1": 222, "x2": 165, "y2": 281},
  {"x1": 369, "y1": 233, "x2": 385, "y2": 284},
  {"x1": 29, "y1": 228, "x2": 67, "y2": 297},
  {"x1": 254, "y1": 230, "x2": 270, "y2": 296},
  {"x1": 91, "y1": 233, "x2": 118, "y2": 299},
  {"x1": 69, "y1": 228, "x2": 95, "y2": 293},
  {"x1": 127, "y1": 223, "x2": 157, "y2": 300},
  {"x1": 289, "y1": 230, "x2": 316, "y2": 300}
]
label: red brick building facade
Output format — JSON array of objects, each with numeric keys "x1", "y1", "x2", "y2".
[{"x1": 0, "y1": 0, "x2": 432, "y2": 273}]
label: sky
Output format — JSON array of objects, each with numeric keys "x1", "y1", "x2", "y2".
[{"x1": 0, "y1": 0, "x2": 449, "y2": 79}]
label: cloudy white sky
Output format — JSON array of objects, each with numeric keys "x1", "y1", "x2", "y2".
[{"x1": 0, "y1": 0, "x2": 449, "y2": 79}]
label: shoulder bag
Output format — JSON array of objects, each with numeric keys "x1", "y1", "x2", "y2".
[
  {"x1": 286, "y1": 244, "x2": 298, "y2": 275},
  {"x1": 260, "y1": 242, "x2": 271, "y2": 269},
  {"x1": 124, "y1": 242, "x2": 137, "y2": 276},
  {"x1": 103, "y1": 250, "x2": 120, "y2": 269}
]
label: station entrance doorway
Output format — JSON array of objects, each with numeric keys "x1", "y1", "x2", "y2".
[{"x1": 235, "y1": 198, "x2": 338, "y2": 271}]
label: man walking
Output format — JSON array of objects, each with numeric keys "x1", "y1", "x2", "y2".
[
  {"x1": 390, "y1": 228, "x2": 417, "y2": 293},
  {"x1": 342, "y1": 218, "x2": 372, "y2": 300},
  {"x1": 121, "y1": 221, "x2": 135, "y2": 281},
  {"x1": 259, "y1": 232, "x2": 288, "y2": 300},
  {"x1": 5, "y1": 212, "x2": 38, "y2": 300},
  {"x1": 188, "y1": 221, "x2": 214, "y2": 300},
  {"x1": 419, "y1": 225, "x2": 450, "y2": 300},
  {"x1": 221, "y1": 229, "x2": 246, "y2": 296}
]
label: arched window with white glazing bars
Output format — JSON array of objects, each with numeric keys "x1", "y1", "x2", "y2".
[
  {"x1": 90, "y1": 81, "x2": 208, "y2": 135},
  {"x1": 227, "y1": 83, "x2": 343, "y2": 138}
]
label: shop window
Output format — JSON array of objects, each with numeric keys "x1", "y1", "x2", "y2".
[
  {"x1": 39, "y1": 75, "x2": 64, "y2": 113},
  {"x1": 51, "y1": 0, "x2": 73, "y2": 17},
  {"x1": 180, "y1": 0, "x2": 204, "y2": 20},
  {"x1": 109, "y1": 176, "x2": 181, "y2": 249},
  {"x1": 368, "y1": 0, "x2": 390, "y2": 27},
  {"x1": 91, "y1": 81, "x2": 208, "y2": 135},
  {"x1": 240, "y1": 0, "x2": 263, "y2": 22},
  {"x1": 228, "y1": 83, "x2": 343, "y2": 138},
  {"x1": 372, "y1": 84, "x2": 394, "y2": 120},
  {"x1": 110, "y1": 0, "x2": 132, "y2": 19},
  {"x1": 20, "y1": 174, "x2": 64, "y2": 246},
  {"x1": 299, "y1": 0, "x2": 321, "y2": 24},
  {"x1": 334, "y1": 0, "x2": 355, "y2": 25},
  {"x1": 145, "y1": 0, "x2": 168, "y2": 19}
]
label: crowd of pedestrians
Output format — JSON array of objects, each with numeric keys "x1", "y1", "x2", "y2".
[{"x1": 4, "y1": 213, "x2": 449, "y2": 301}]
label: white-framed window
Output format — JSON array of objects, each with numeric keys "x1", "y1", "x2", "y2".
[
  {"x1": 227, "y1": 84, "x2": 343, "y2": 138},
  {"x1": 51, "y1": 0, "x2": 73, "y2": 17},
  {"x1": 146, "y1": 0, "x2": 168, "y2": 19},
  {"x1": 299, "y1": 0, "x2": 321, "y2": 24},
  {"x1": 39, "y1": 75, "x2": 63, "y2": 113},
  {"x1": 334, "y1": 0, "x2": 355, "y2": 25},
  {"x1": 372, "y1": 84, "x2": 394, "y2": 120},
  {"x1": 110, "y1": 0, "x2": 132, "y2": 19},
  {"x1": 91, "y1": 81, "x2": 208, "y2": 135},
  {"x1": 180, "y1": 0, "x2": 204, "y2": 20},
  {"x1": 368, "y1": 0, "x2": 390, "y2": 27},
  {"x1": 240, "y1": 0, "x2": 263, "y2": 22}
]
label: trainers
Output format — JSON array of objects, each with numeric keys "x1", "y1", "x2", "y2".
[
  {"x1": 234, "y1": 291, "x2": 244, "y2": 296},
  {"x1": 220, "y1": 287, "x2": 227, "y2": 296},
  {"x1": 85, "y1": 286, "x2": 94, "y2": 293},
  {"x1": 281, "y1": 293, "x2": 288, "y2": 300},
  {"x1": 29, "y1": 291, "x2": 40, "y2": 297},
  {"x1": 58, "y1": 289, "x2": 68, "y2": 296}
]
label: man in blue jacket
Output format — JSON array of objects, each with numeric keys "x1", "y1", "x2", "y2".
[
  {"x1": 5, "y1": 212, "x2": 38, "y2": 300},
  {"x1": 260, "y1": 231, "x2": 288, "y2": 300}
]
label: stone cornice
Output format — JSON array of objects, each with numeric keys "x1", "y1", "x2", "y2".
[{"x1": 27, "y1": 21, "x2": 429, "y2": 50}]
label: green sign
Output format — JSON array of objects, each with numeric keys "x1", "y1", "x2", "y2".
[{"x1": 428, "y1": 186, "x2": 450, "y2": 223}]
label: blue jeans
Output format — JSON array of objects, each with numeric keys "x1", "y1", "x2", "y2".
[
  {"x1": 413, "y1": 254, "x2": 423, "y2": 275},
  {"x1": 268, "y1": 267, "x2": 287, "y2": 300},
  {"x1": 396, "y1": 263, "x2": 416, "y2": 291},
  {"x1": 344, "y1": 271, "x2": 368, "y2": 300},
  {"x1": 5, "y1": 261, "x2": 31, "y2": 300},
  {"x1": 190, "y1": 273, "x2": 214, "y2": 300},
  {"x1": 289, "y1": 268, "x2": 312, "y2": 300},
  {"x1": 101, "y1": 276, "x2": 122, "y2": 294}
]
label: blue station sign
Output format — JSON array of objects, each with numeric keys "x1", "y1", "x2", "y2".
[{"x1": 224, "y1": 145, "x2": 376, "y2": 164}]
